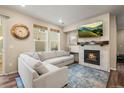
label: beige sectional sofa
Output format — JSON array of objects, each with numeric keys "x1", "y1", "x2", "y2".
[{"x1": 18, "y1": 51, "x2": 74, "y2": 88}]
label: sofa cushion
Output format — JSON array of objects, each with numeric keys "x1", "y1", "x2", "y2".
[
  {"x1": 21, "y1": 55, "x2": 49, "y2": 75},
  {"x1": 62, "y1": 51, "x2": 70, "y2": 56},
  {"x1": 38, "y1": 51, "x2": 56, "y2": 61},
  {"x1": 56, "y1": 51, "x2": 70, "y2": 57},
  {"x1": 33, "y1": 62, "x2": 49, "y2": 75},
  {"x1": 19, "y1": 54, "x2": 40, "y2": 79},
  {"x1": 20, "y1": 54, "x2": 41, "y2": 68},
  {"x1": 24, "y1": 52, "x2": 40, "y2": 60},
  {"x1": 56, "y1": 51, "x2": 63, "y2": 57},
  {"x1": 43, "y1": 55, "x2": 74, "y2": 65},
  {"x1": 43, "y1": 63, "x2": 59, "y2": 72}
]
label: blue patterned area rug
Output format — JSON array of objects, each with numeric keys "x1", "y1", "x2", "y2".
[
  {"x1": 15, "y1": 77, "x2": 24, "y2": 88},
  {"x1": 65, "y1": 64, "x2": 109, "y2": 88},
  {"x1": 16, "y1": 64, "x2": 109, "y2": 88}
]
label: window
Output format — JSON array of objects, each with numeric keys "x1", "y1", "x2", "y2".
[
  {"x1": 49, "y1": 31, "x2": 60, "y2": 51},
  {"x1": 68, "y1": 31, "x2": 77, "y2": 45},
  {"x1": 33, "y1": 24, "x2": 60, "y2": 52},
  {"x1": 33, "y1": 24, "x2": 48, "y2": 52}
]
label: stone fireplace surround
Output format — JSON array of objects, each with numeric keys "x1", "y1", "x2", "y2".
[{"x1": 79, "y1": 41, "x2": 110, "y2": 72}]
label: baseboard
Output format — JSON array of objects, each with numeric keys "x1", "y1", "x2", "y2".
[
  {"x1": 110, "y1": 67, "x2": 117, "y2": 71},
  {"x1": 3, "y1": 71, "x2": 18, "y2": 75}
]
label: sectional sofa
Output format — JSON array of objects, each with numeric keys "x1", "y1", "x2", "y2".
[{"x1": 18, "y1": 51, "x2": 74, "y2": 88}]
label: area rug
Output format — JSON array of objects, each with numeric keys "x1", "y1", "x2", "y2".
[
  {"x1": 65, "y1": 64, "x2": 109, "y2": 88},
  {"x1": 16, "y1": 63, "x2": 109, "y2": 88},
  {"x1": 15, "y1": 77, "x2": 24, "y2": 88}
]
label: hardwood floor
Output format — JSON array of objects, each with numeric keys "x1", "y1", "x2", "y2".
[
  {"x1": 0, "y1": 56, "x2": 2, "y2": 74},
  {"x1": 0, "y1": 63, "x2": 124, "y2": 88},
  {"x1": 107, "y1": 63, "x2": 124, "y2": 88},
  {"x1": 118, "y1": 63, "x2": 124, "y2": 86},
  {"x1": 0, "y1": 73, "x2": 18, "y2": 88},
  {"x1": 0, "y1": 63, "x2": 2, "y2": 74}
]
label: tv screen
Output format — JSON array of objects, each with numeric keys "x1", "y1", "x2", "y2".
[{"x1": 78, "y1": 21, "x2": 103, "y2": 38}]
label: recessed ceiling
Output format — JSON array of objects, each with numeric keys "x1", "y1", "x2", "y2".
[{"x1": 1, "y1": 5, "x2": 124, "y2": 29}]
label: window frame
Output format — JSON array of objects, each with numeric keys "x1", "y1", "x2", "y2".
[
  {"x1": 33, "y1": 26, "x2": 60, "y2": 52},
  {"x1": 49, "y1": 30, "x2": 60, "y2": 51},
  {"x1": 33, "y1": 28, "x2": 48, "y2": 52}
]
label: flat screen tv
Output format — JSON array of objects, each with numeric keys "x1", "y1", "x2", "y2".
[{"x1": 78, "y1": 21, "x2": 103, "y2": 38}]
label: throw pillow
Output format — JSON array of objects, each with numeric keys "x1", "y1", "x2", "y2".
[
  {"x1": 21, "y1": 54, "x2": 41, "y2": 68},
  {"x1": 56, "y1": 51, "x2": 70, "y2": 57},
  {"x1": 25, "y1": 52, "x2": 40, "y2": 60},
  {"x1": 33, "y1": 62, "x2": 49, "y2": 75},
  {"x1": 56, "y1": 51, "x2": 64, "y2": 57},
  {"x1": 38, "y1": 51, "x2": 56, "y2": 61},
  {"x1": 63, "y1": 51, "x2": 70, "y2": 56},
  {"x1": 37, "y1": 52, "x2": 46, "y2": 62}
]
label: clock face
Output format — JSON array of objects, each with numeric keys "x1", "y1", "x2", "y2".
[{"x1": 11, "y1": 24, "x2": 30, "y2": 39}]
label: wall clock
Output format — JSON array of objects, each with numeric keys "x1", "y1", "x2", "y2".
[{"x1": 11, "y1": 24, "x2": 30, "y2": 40}]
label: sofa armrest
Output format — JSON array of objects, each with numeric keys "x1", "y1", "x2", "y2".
[
  {"x1": 18, "y1": 57, "x2": 39, "y2": 88},
  {"x1": 33, "y1": 66, "x2": 68, "y2": 88}
]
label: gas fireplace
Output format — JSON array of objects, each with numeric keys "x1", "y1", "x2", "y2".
[{"x1": 84, "y1": 50, "x2": 100, "y2": 65}]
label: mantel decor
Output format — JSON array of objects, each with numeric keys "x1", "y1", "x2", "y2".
[
  {"x1": 11, "y1": 24, "x2": 30, "y2": 40},
  {"x1": 77, "y1": 41, "x2": 109, "y2": 46}
]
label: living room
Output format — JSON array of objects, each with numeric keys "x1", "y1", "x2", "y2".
[{"x1": 0, "y1": 5, "x2": 123, "y2": 89}]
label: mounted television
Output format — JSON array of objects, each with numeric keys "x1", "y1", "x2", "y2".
[{"x1": 78, "y1": 21, "x2": 103, "y2": 38}]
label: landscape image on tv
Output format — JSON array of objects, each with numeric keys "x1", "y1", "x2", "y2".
[{"x1": 78, "y1": 21, "x2": 103, "y2": 38}]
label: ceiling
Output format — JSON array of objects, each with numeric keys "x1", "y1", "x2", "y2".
[{"x1": 2, "y1": 5, "x2": 124, "y2": 29}]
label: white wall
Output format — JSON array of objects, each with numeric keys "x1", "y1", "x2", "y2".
[
  {"x1": 110, "y1": 15, "x2": 117, "y2": 70},
  {"x1": 0, "y1": 7, "x2": 66, "y2": 74},
  {"x1": 0, "y1": 24, "x2": 2, "y2": 64},
  {"x1": 64, "y1": 13, "x2": 110, "y2": 41},
  {"x1": 0, "y1": 25, "x2": 2, "y2": 54},
  {"x1": 117, "y1": 30, "x2": 124, "y2": 54},
  {"x1": 64, "y1": 13, "x2": 117, "y2": 71},
  {"x1": 65, "y1": 13, "x2": 110, "y2": 46}
]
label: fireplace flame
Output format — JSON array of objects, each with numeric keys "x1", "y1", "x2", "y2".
[{"x1": 88, "y1": 53, "x2": 96, "y2": 61}]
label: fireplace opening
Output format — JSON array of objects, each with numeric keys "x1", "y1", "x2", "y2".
[{"x1": 84, "y1": 50, "x2": 100, "y2": 65}]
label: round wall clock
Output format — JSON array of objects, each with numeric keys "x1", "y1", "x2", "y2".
[{"x1": 11, "y1": 24, "x2": 30, "y2": 40}]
